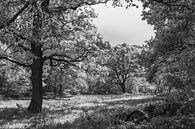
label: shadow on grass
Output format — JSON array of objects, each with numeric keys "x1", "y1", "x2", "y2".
[
  {"x1": 35, "y1": 105, "x2": 143, "y2": 129},
  {"x1": 0, "y1": 95, "x2": 166, "y2": 129},
  {"x1": 35, "y1": 107, "x2": 123, "y2": 129},
  {"x1": 0, "y1": 106, "x2": 74, "y2": 127},
  {"x1": 0, "y1": 107, "x2": 34, "y2": 125}
]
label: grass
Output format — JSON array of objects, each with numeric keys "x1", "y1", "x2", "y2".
[{"x1": 0, "y1": 94, "x2": 164, "y2": 129}]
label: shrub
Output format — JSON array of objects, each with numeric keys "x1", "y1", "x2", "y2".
[{"x1": 0, "y1": 74, "x2": 19, "y2": 98}]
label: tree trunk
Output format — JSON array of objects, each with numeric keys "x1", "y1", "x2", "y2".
[
  {"x1": 120, "y1": 83, "x2": 126, "y2": 93},
  {"x1": 58, "y1": 84, "x2": 63, "y2": 97},
  {"x1": 27, "y1": 3, "x2": 44, "y2": 113},
  {"x1": 27, "y1": 57, "x2": 43, "y2": 113}
]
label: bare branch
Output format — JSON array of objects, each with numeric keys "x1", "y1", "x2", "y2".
[
  {"x1": 18, "y1": 44, "x2": 31, "y2": 51},
  {"x1": 0, "y1": 2, "x2": 30, "y2": 30},
  {"x1": 48, "y1": 57, "x2": 78, "y2": 67},
  {"x1": 70, "y1": 48, "x2": 89, "y2": 62},
  {"x1": 0, "y1": 56, "x2": 31, "y2": 67},
  {"x1": 9, "y1": 30, "x2": 31, "y2": 51},
  {"x1": 49, "y1": 57, "x2": 70, "y2": 63},
  {"x1": 44, "y1": 49, "x2": 89, "y2": 63},
  {"x1": 58, "y1": 15, "x2": 88, "y2": 29},
  {"x1": 44, "y1": 53, "x2": 73, "y2": 61},
  {"x1": 10, "y1": 29, "x2": 28, "y2": 41},
  {"x1": 112, "y1": 67, "x2": 122, "y2": 83},
  {"x1": 151, "y1": 0, "x2": 194, "y2": 11},
  {"x1": 4, "y1": 44, "x2": 13, "y2": 53},
  {"x1": 47, "y1": 0, "x2": 110, "y2": 14}
]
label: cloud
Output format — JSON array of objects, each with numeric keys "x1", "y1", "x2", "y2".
[
  {"x1": 92, "y1": 1, "x2": 155, "y2": 46},
  {"x1": 100, "y1": 25, "x2": 134, "y2": 44}
]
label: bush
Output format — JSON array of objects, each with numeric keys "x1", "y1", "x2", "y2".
[
  {"x1": 142, "y1": 98, "x2": 195, "y2": 129},
  {"x1": 147, "y1": 115, "x2": 195, "y2": 129},
  {"x1": 0, "y1": 74, "x2": 19, "y2": 98},
  {"x1": 0, "y1": 74, "x2": 31, "y2": 99},
  {"x1": 90, "y1": 79, "x2": 122, "y2": 95}
]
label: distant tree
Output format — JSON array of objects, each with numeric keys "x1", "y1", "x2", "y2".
[
  {"x1": 80, "y1": 38, "x2": 113, "y2": 94},
  {"x1": 102, "y1": 43, "x2": 142, "y2": 93}
]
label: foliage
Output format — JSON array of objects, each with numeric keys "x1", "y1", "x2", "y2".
[
  {"x1": 80, "y1": 42, "x2": 145, "y2": 94},
  {"x1": 140, "y1": 0, "x2": 195, "y2": 94},
  {"x1": 43, "y1": 65, "x2": 81, "y2": 96},
  {"x1": 0, "y1": 72, "x2": 14, "y2": 98},
  {"x1": 78, "y1": 39, "x2": 123, "y2": 95},
  {"x1": 0, "y1": 67, "x2": 30, "y2": 98},
  {"x1": 143, "y1": 98, "x2": 195, "y2": 129},
  {"x1": 101, "y1": 43, "x2": 143, "y2": 93},
  {"x1": 133, "y1": 77, "x2": 154, "y2": 94},
  {"x1": 0, "y1": 0, "x2": 117, "y2": 112},
  {"x1": 0, "y1": 61, "x2": 32, "y2": 98},
  {"x1": 90, "y1": 78, "x2": 122, "y2": 95},
  {"x1": 148, "y1": 115, "x2": 195, "y2": 129}
]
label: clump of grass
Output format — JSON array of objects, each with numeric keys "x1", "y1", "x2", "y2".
[
  {"x1": 36, "y1": 106, "x2": 140, "y2": 129},
  {"x1": 36, "y1": 99, "x2": 195, "y2": 129},
  {"x1": 27, "y1": 109, "x2": 54, "y2": 129}
]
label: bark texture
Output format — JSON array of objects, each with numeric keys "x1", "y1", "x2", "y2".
[{"x1": 28, "y1": 57, "x2": 43, "y2": 113}]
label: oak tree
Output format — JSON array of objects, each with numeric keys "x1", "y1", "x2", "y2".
[
  {"x1": 103, "y1": 43, "x2": 142, "y2": 93},
  {"x1": 0, "y1": 0, "x2": 114, "y2": 113}
]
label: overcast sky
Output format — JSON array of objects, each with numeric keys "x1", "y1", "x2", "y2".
[{"x1": 92, "y1": 1, "x2": 155, "y2": 46}]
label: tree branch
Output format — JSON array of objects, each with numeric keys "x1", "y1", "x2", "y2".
[
  {"x1": 41, "y1": 0, "x2": 50, "y2": 12},
  {"x1": 70, "y1": 48, "x2": 89, "y2": 62},
  {"x1": 58, "y1": 15, "x2": 88, "y2": 29},
  {"x1": 44, "y1": 48, "x2": 90, "y2": 62},
  {"x1": 0, "y1": 2, "x2": 30, "y2": 30},
  {"x1": 151, "y1": 0, "x2": 194, "y2": 11},
  {"x1": 112, "y1": 67, "x2": 122, "y2": 84},
  {"x1": 0, "y1": 56, "x2": 31, "y2": 67},
  {"x1": 10, "y1": 29, "x2": 28, "y2": 41},
  {"x1": 9, "y1": 30, "x2": 31, "y2": 51},
  {"x1": 48, "y1": 57, "x2": 76, "y2": 67},
  {"x1": 47, "y1": 0, "x2": 110, "y2": 14},
  {"x1": 44, "y1": 53, "x2": 73, "y2": 61},
  {"x1": 18, "y1": 44, "x2": 31, "y2": 51}
]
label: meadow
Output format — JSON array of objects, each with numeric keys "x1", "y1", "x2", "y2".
[{"x1": 0, "y1": 94, "x2": 160, "y2": 129}]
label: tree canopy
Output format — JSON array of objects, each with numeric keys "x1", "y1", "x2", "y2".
[
  {"x1": 141, "y1": 0, "x2": 195, "y2": 93},
  {"x1": 101, "y1": 43, "x2": 142, "y2": 93},
  {"x1": 0, "y1": 0, "x2": 119, "y2": 113}
]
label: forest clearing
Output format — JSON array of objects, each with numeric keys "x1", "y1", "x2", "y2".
[
  {"x1": 0, "y1": 0, "x2": 195, "y2": 129},
  {"x1": 0, "y1": 94, "x2": 158, "y2": 129}
]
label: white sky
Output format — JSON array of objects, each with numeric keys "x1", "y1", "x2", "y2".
[{"x1": 92, "y1": 1, "x2": 155, "y2": 46}]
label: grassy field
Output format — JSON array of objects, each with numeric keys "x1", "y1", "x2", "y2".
[{"x1": 0, "y1": 94, "x2": 164, "y2": 129}]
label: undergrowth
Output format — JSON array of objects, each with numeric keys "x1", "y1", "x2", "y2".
[
  {"x1": 1, "y1": 95, "x2": 194, "y2": 129},
  {"x1": 35, "y1": 99, "x2": 195, "y2": 129}
]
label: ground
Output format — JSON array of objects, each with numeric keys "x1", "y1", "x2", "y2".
[{"x1": 0, "y1": 94, "x2": 162, "y2": 129}]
